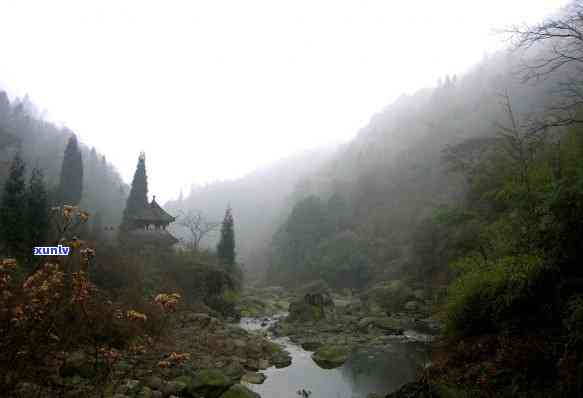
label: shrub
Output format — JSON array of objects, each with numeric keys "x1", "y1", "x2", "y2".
[
  {"x1": 445, "y1": 253, "x2": 548, "y2": 337},
  {"x1": 374, "y1": 280, "x2": 414, "y2": 315}
]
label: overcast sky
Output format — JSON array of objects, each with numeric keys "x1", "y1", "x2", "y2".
[{"x1": 0, "y1": 0, "x2": 569, "y2": 203}]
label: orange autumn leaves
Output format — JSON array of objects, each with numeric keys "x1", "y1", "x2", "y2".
[{"x1": 154, "y1": 293, "x2": 181, "y2": 313}]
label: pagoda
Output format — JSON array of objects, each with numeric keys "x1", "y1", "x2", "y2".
[
  {"x1": 125, "y1": 195, "x2": 179, "y2": 248},
  {"x1": 120, "y1": 153, "x2": 178, "y2": 249}
]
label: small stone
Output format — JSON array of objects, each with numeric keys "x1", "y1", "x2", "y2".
[
  {"x1": 137, "y1": 386, "x2": 154, "y2": 398},
  {"x1": 144, "y1": 375, "x2": 164, "y2": 390}
]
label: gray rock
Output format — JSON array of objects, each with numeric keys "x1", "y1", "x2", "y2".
[
  {"x1": 144, "y1": 375, "x2": 164, "y2": 390},
  {"x1": 137, "y1": 386, "x2": 154, "y2": 398},
  {"x1": 404, "y1": 301, "x2": 420, "y2": 312},
  {"x1": 188, "y1": 368, "x2": 234, "y2": 398},
  {"x1": 60, "y1": 351, "x2": 96, "y2": 378},
  {"x1": 241, "y1": 371, "x2": 266, "y2": 384},
  {"x1": 162, "y1": 380, "x2": 187, "y2": 396}
]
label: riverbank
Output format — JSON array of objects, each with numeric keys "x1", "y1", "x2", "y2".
[{"x1": 14, "y1": 311, "x2": 292, "y2": 398}]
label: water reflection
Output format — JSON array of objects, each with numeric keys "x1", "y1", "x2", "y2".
[
  {"x1": 240, "y1": 318, "x2": 430, "y2": 398},
  {"x1": 340, "y1": 343, "x2": 429, "y2": 398}
]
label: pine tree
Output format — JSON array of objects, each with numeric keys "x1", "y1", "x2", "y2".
[
  {"x1": 217, "y1": 206, "x2": 236, "y2": 270},
  {"x1": 0, "y1": 153, "x2": 27, "y2": 257},
  {"x1": 58, "y1": 133, "x2": 83, "y2": 205},
  {"x1": 26, "y1": 167, "x2": 49, "y2": 250},
  {"x1": 121, "y1": 152, "x2": 148, "y2": 231}
]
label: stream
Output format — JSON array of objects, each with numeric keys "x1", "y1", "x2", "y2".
[{"x1": 239, "y1": 316, "x2": 431, "y2": 398}]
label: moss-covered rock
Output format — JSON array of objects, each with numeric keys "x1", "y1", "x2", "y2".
[
  {"x1": 187, "y1": 368, "x2": 234, "y2": 398},
  {"x1": 311, "y1": 345, "x2": 351, "y2": 369},
  {"x1": 241, "y1": 371, "x2": 266, "y2": 384},
  {"x1": 272, "y1": 351, "x2": 292, "y2": 368},
  {"x1": 219, "y1": 384, "x2": 260, "y2": 398}
]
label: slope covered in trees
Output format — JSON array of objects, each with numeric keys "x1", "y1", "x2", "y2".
[
  {"x1": 165, "y1": 146, "x2": 338, "y2": 284},
  {"x1": 265, "y1": 38, "x2": 571, "y2": 289},
  {"x1": 0, "y1": 90, "x2": 128, "y2": 235},
  {"x1": 263, "y1": 3, "x2": 583, "y2": 394}
]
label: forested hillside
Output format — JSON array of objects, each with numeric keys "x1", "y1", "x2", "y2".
[
  {"x1": 265, "y1": 41, "x2": 570, "y2": 289},
  {"x1": 164, "y1": 146, "x2": 337, "y2": 284},
  {"x1": 0, "y1": 90, "x2": 128, "y2": 232}
]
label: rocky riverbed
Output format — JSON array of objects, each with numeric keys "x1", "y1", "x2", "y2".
[
  {"x1": 17, "y1": 311, "x2": 292, "y2": 398},
  {"x1": 236, "y1": 285, "x2": 442, "y2": 398},
  {"x1": 18, "y1": 285, "x2": 442, "y2": 398}
]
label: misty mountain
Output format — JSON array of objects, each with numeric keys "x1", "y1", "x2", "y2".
[
  {"x1": 265, "y1": 43, "x2": 575, "y2": 288},
  {"x1": 164, "y1": 146, "x2": 338, "y2": 283},
  {"x1": 0, "y1": 90, "x2": 128, "y2": 233}
]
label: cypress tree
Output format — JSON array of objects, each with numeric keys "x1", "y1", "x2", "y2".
[
  {"x1": 217, "y1": 206, "x2": 236, "y2": 270},
  {"x1": 0, "y1": 153, "x2": 27, "y2": 257},
  {"x1": 121, "y1": 152, "x2": 148, "y2": 231},
  {"x1": 58, "y1": 133, "x2": 83, "y2": 205},
  {"x1": 26, "y1": 167, "x2": 50, "y2": 249}
]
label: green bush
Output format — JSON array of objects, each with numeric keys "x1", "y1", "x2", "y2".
[
  {"x1": 445, "y1": 254, "x2": 547, "y2": 337},
  {"x1": 374, "y1": 280, "x2": 414, "y2": 315}
]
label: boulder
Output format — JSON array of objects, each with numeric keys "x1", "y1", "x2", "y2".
[
  {"x1": 117, "y1": 379, "x2": 142, "y2": 396},
  {"x1": 311, "y1": 345, "x2": 351, "y2": 369},
  {"x1": 272, "y1": 351, "x2": 292, "y2": 368},
  {"x1": 300, "y1": 340, "x2": 322, "y2": 351},
  {"x1": 181, "y1": 312, "x2": 221, "y2": 330},
  {"x1": 288, "y1": 291, "x2": 336, "y2": 323},
  {"x1": 404, "y1": 301, "x2": 420, "y2": 312},
  {"x1": 60, "y1": 351, "x2": 97, "y2": 378},
  {"x1": 241, "y1": 371, "x2": 266, "y2": 384},
  {"x1": 358, "y1": 317, "x2": 404, "y2": 335},
  {"x1": 144, "y1": 375, "x2": 164, "y2": 391},
  {"x1": 219, "y1": 384, "x2": 261, "y2": 398},
  {"x1": 137, "y1": 386, "x2": 154, "y2": 398},
  {"x1": 223, "y1": 362, "x2": 246, "y2": 381},
  {"x1": 162, "y1": 380, "x2": 187, "y2": 396},
  {"x1": 187, "y1": 368, "x2": 234, "y2": 398}
]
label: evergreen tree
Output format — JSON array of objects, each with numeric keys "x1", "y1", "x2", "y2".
[
  {"x1": 26, "y1": 167, "x2": 49, "y2": 249},
  {"x1": 58, "y1": 133, "x2": 83, "y2": 205},
  {"x1": 121, "y1": 152, "x2": 148, "y2": 231},
  {"x1": 0, "y1": 153, "x2": 27, "y2": 257},
  {"x1": 217, "y1": 206, "x2": 236, "y2": 270}
]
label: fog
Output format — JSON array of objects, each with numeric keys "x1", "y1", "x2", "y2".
[{"x1": 0, "y1": 0, "x2": 567, "y2": 202}]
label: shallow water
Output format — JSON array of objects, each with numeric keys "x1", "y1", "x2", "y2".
[{"x1": 239, "y1": 317, "x2": 430, "y2": 398}]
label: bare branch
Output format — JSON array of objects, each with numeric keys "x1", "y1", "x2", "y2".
[{"x1": 176, "y1": 209, "x2": 220, "y2": 250}]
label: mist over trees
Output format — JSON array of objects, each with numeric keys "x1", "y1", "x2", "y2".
[
  {"x1": 0, "y1": 89, "x2": 128, "y2": 238},
  {"x1": 164, "y1": 147, "x2": 337, "y2": 284}
]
